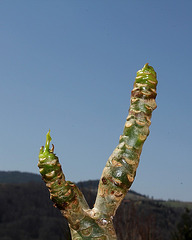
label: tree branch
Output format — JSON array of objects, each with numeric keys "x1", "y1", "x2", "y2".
[{"x1": 38, "y1": 63, "x2": 158, "y2": 240}]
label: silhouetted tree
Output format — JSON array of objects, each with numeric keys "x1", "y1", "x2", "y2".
[{"x1": 171, "y1": 208, "x2": 192, "y2": 240}]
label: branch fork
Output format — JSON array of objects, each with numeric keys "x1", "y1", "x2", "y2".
[{"x1": 38, "y1": 64, "x2": 158, "y2": 240}]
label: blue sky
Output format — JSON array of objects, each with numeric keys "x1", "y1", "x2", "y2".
[{"x1": 0, "y1": 1, "x2": 192, "y2": 201}]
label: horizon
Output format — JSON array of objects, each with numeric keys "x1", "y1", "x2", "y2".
[{"x1": 0, "y1": 170, "x2": 190, "y2": 203}]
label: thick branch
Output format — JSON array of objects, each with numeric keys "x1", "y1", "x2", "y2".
[
  {"x1": 93, "y1": 64, "x2": 158, "y2": 218},
  {"x1": 38, "y1": 64, "x2": 158, "y2": 240},
  {"x1": 38, "y1": 131, "x2": 116, "y2": 239}
]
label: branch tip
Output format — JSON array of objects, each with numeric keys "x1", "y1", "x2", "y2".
[
  {"x1": 44, "y1": 130, "x2": 52, "y2": 152},
  {"x1": 50, "y1": 144, "x2": 54, "y2": 153}
]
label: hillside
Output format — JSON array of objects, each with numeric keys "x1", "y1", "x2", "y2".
[
  {"x1": 0, "y1": 171, "x2": 191, "y2": 240},
  {"x1": 0, "y1": 171, "x2": 41, "y2": 184},
  {"x1": 0, "y1": 171, "x2": 148, "y2": 201}
]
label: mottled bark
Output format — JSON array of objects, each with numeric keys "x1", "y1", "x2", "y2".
[{"x1": 38, "y1": 63, "x2": 158, "y2": 240}]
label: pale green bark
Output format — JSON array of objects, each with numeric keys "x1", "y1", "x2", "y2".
[{"x1": 38, "y1": 63, "x2": 158, "y2": 240}]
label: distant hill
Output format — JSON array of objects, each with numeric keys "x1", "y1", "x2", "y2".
[
  {"x1": 0, "y1": 171, "x2": 191, "y2": 208},
  {"x1": 0, "y1": 171, "x2": 146, "y2": 199},
  {"x1": 77, "y1": 179, "x2": 149, "y2": 201},
  {"x1": 0, "y1": 171, "x2": 191, "y2": 240},
  {"x1": 0, "y1": 171, "x2": 42, "y2": 184}
]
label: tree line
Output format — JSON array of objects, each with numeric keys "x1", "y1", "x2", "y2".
[{"x1": 0, "y1": 180, "x2": 191, "y2": 240}]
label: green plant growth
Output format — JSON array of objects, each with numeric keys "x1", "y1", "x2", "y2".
[{"x1": 38, "y1": 63, "x2": 158, "y2": 240}]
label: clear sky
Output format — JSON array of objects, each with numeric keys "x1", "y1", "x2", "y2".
[{"x1": 0, "y1": 1, "x2": 192, "y2": 201}]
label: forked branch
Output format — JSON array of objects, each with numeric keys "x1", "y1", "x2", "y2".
[{"x1": 38, "y1": 63, "x2": 158, "y2": 240}]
